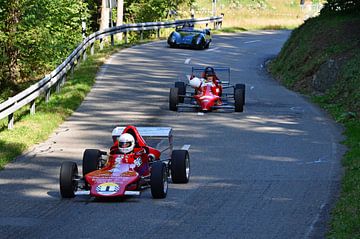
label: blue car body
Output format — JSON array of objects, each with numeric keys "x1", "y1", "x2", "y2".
[{"x1": 167, "y1": 27, "x2": 211, "y2": 50}]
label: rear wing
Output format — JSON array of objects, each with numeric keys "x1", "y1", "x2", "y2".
[
  {"x1": 191, "y1": 66, "x2": 231, "y2": 85},
  {"x1": 112, "y1": 127, "x2": 172, "y2": 138}
]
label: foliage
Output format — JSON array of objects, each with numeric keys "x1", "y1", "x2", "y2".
[
  {"x1": 321, "y1": 0, "x2": 360, "y2": 14},
  {"x1": 0, "y1": 0, "x2": 88, "y2": 100},
  {"x1": 124, "y1": 0, "x2": 194, "y2": 23}
]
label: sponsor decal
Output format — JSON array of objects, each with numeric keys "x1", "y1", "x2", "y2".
[
  {"x1": 96, "y1": 182, "x2": 120, "y2": 195},
  {"x1": 120, "y1": 171, "x2": 138, "y2": 177},
  {"x1": 134, "y1": 157, "x2": 142, "y2": 167}
]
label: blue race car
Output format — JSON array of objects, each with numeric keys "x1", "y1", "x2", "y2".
[{"x1": 167, "y1": 25, "x2": 211, "y2": 50}]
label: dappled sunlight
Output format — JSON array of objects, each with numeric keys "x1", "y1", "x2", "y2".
[{"x1": 251, "y1": 155, "x2": 299, "y2": 163}]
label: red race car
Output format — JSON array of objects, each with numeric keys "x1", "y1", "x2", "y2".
[
  {"x1": 59, "y1": 125, "x2": 190, "y2": 199},
  {"x1": 169, "y1": 67, "x2": 245, "y2": 112}
]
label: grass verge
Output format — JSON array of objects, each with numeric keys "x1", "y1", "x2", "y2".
[{"x1": 269, "y1": 13, "x2": 360, "y2": 238}]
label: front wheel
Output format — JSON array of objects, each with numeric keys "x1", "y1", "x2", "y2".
[
  {"x1": 59, "y1": 162, "x2": 78, "y2": 198},
  {"x1": 171, "y1": 150, "x2": 190, "y2": 183},
  {"x1": 169, "y1": 87, "x2": 179, "y2": 111},
  {"x1": 151, "y1": 162, "x2": 168, "y2": 199},
  {"x1": 175, "y1": 81, "x2": 186, "y2": 103},
  {"x1": 234, "y1": 88, "x2": 245, "y2": 112},
  {"x1": 205, "y1": 41, "x2": 210, "y2": 49}
]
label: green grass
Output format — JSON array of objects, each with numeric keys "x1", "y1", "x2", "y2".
[
  {"x1": 0, "y1": 42, "x2": 127, "y2": 169},
  {"x1": 191, "y1": 0, "x2": 306, "y2": 30},
  {"x1": 269, "y1": 12, "x2": 360, "y2": 238}
]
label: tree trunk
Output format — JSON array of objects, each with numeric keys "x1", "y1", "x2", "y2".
[
  {"x1": 116, "y1": 0, "x2": 124, "y2": 41},
  {"x1": 5, "y1": 2, "x2": 21, "y2": 86},
  {"x1": 99, "y1": 0, "x2": 110, "y2": 31}
]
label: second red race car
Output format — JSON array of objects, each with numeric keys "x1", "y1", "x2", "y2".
[
  {"x1": 59, "y1": 125, "x2": 190, "y2": 199},
  {"x1": 169, "y1": 67, "x2": 245, "y2": 112}
]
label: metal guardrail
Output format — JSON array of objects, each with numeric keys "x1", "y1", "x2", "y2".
[{"x1": 0, "y1": 16, "x2": 223, "y2": 129}]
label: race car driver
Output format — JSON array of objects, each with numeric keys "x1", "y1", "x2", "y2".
[{"x1": 111, "y1": 132, "x2": 150, "y2": 176}]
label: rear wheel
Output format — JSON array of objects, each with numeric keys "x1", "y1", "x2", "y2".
[
  {"x1": 83, "y1": 149, "x2": 101, "y2": 177},
  {"x1": 151, "y1": 162, "x2": 168, "y2": 199},
  {"x1": 171, "y1": 150, "x2": 190, "y2": 183},
  {"x1": 169, "y1": 87, "x2": 179, "y2": 111},
  {"x1": 60, "y1": 162, "x2": 78, "y2": 198},
  {"x1": 175, "y1": 81, "x2": 186, "y2": 103},
  {"x1": 234, "y1": 88, "x2": 245, "y2": 112},
  {"x1": 235, "y1": 84, "x2": 246, "y2": 105}
]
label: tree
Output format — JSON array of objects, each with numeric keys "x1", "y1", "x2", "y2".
[
  {"x1": 321, "y1": 0, "x2": 360, "y2": 14},
  {"x1": 0, "y1": 0, "x2": 88, "y2": 95}
]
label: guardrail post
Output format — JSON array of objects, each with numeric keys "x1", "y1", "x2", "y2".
[
  {"x1": 90, "y1": 43, "x2": 95, "y2": 55},
  {"x1": 71, "y1": 63, "x2": 74, "y2": 78},
  {"x1": 45, "y1": 89, "x2": 51, "y2": 103},
  {"x1": 76, "y1": 56, "x2": 81, "y2": 68},
  {"x1": 125, "y1": 31, "x2": 128, "y2": 44},
  {"x1": 157, "y1": 28, "x2": 160, "y2": 39},
  {"x1": 111, "y1": 34, "x2": 114, "y2": 46},
  {"x1": 100, "y1": 38, "x2": 104, "y2": 51},
  {"x1": 30, "y1": 100, "x2": 35, "y2": 115},
  {"x1": 8, "y1": 114, "x2": 14, "y2": 130},
  {"x1": 61, "y1": 75, "x2": 66, "y2": 86},
  {"x1": 82, "y1": 49, "x2": 87, "y2": 61},
  {"x1": 140, "y1": 31, "x2": 143, "y2": 41},
  {"x1": 56, "y1": 80, "x2": 61, "y2": 93}
]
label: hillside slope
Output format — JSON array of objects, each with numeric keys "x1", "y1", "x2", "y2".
[
  {"x1": 270, "y1": 13, "x2": 360, "y2": 116},
  {"x1": 269, "y1": 12, "x2": 360, "y2": 238}
]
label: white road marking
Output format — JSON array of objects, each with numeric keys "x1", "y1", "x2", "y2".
[
  {"x1": 184, "y1": 58, "x2": 191, "y2": 64},
  {"x1": 181, "y1": 144, "x2": 191, "y2": 150},
  {"x1": 304, "y1": 203, "x2": 326, "y2": 238},
  {"x1": 197, "y1": 112, "x2": 204, "y2": 116},
  {"x1": 244, "y1": 40, "x2": 261, "y2": 44}
]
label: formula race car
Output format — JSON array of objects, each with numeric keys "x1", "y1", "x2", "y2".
[
  {"x1": 169, "y1": 67, "x2": 245, "y2": 112},
  {"x1": 59, "y1": 125, "x2": 190, "y2": 199},
  {"x1": 167, "y1": 24, "x2": 211, "y2": 50}
]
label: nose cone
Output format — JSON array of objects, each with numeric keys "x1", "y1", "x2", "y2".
[{"x1": 200, "y1": 98, "x2": 216, "y2": 111}]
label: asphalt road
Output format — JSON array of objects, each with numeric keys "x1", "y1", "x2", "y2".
[{"x1": 0, "y1": 31, "x2": 345, "y2": 239}]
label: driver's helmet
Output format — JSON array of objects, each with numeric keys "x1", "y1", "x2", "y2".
[
  {"x1": 204, "y1": 67, "x2": 215, "y2": 77},
  {"x1": 118, "y1": 133, "x2": 135, "y2": 154}
]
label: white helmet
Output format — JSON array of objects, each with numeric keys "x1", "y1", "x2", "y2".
[
  {"x1": 118, "y1": 133, "x2": 135, "y2": 154},
  {"x1": 189, "y1": 77, "x2": 202, "y2": 89}
]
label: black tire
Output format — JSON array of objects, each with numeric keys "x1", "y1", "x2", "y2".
[
  {"x1": 234, "y1": 88, "x2": 245, "y2": 112},
  {"x1": 205, "y1": 41, "x2": 210, "y2": 49},
  {"x1": 82, "y1": 149, "x2": 101, "y2": 177},
  {"x1": 171, "y1": 150, "x2": 190, "y2": 183},
  {"x1": 150, "y1": 162, "x2": 168, "y2": 199},
  {"x1": 169, "y1": 87, "x2": 179, "y2": 111},
  {"x1": 235, "y1": 84, "x2": 246, "y2": 105},
  {"x1": 175, "y1": 81, "x2": 186, "y2": 103},
  {"x1": 60, "y1": 162, "x2": 78, "y2": 198}
]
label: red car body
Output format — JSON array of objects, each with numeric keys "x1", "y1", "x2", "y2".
[
  {"x1": 59, "y1": 125, "x2": 190, "y2": 199},
  {"x1": 169, "y1": 67, "x2": 245, "y2": 113},
  {"x1": 85, "y1": 126, "x2": 161, "y2": 197},
  {"x1": 193, "y1": 82, "x2": 222, "y2": 111}
]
